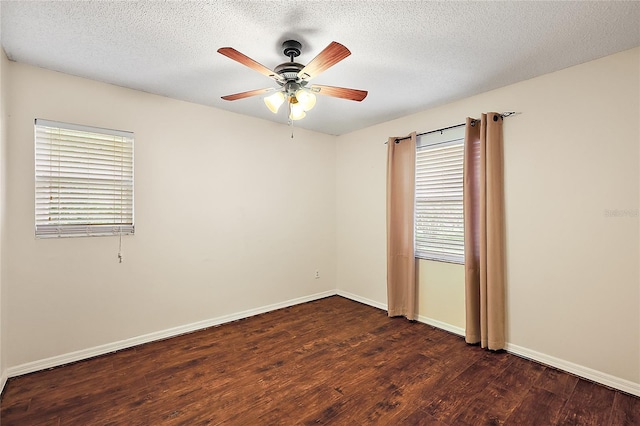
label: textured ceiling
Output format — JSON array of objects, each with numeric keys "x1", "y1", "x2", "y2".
[{"x1": 1, "y1": 1, "x2": 639, "y2": 135}]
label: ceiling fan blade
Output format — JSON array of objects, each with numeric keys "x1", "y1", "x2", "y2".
[
  {"x1": 309, "y1": 85, "x2": 368, "y2": 102},
  {"x1": 221, "y1": 88, "x2": 275, "y2": 101},
  {"x1": 217, "y1": 47, "x2": 282, "y2": 82},
  {"x1": 298, "y1": 42, "x2": 351, "y2": 81}
]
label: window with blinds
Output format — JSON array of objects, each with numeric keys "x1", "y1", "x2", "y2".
[
  {"x1": 35, "y1": 119, "x2": 134, "y2": 238},
  {"x1": 415, "y1": 126, "x2": 464, "y2": 263}
]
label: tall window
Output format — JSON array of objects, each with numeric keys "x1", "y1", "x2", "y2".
[
  {"x1": 415, "y1": 126, "x2": 464, "y2": 263},
  {"x1": 35, "y1": 119, "x2": 134, "y2": 238}
]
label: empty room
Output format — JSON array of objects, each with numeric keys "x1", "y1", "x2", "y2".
[{"x1": 0, "y1": 1, "x2": 639, "y2": 424}]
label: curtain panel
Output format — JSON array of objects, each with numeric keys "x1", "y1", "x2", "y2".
[
  {"x1": 463, "y1": 113, "x2": 506, "y2": 350},
  {"x1": 386, "y1": 132, "x2": 417, "y2": 320}
]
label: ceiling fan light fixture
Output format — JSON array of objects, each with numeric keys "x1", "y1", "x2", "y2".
[
  {"x1": 264, "y1": 91, "x2": 285, "y2": 113},
  {"x1": 295, "y1": 89, "x2": 316, "y2": 111}
]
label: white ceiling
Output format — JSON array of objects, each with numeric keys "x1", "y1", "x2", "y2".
[{"x1": 1, "y1": 1, "x2": 639, "y2": 135}]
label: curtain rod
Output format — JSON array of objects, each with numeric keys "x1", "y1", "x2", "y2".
[{"x1": 386, "y1": 112, "x2": 519, "y2": 144}]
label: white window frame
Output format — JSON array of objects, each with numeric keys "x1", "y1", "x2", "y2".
[
  {"x1": 415, "y1": 126, "x2": 464, "y2": 264},
  {"x1": 35, "y1": 119, "x2": 134, "y2": 238}
]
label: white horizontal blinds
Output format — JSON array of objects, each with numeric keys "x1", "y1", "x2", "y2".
[
  {"x1": 415, "y1": 127, "x2": 465, "y2": 263},
  {"x1": 35, "y1": 119, "x2": 134, "y2": 238}
]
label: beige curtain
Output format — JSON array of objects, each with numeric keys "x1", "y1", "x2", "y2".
[
  {"x1": 464, "y1": 113, "x2": 505, "y2": 350},
  {"x1": 386, "y1": 132, "x2": 417, "y2": 320}
]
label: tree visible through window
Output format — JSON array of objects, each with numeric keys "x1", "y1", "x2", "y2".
[
  {"x1": 415, "y1": 127, "x2": 464, "y2": 263},
  {"x1": 35, "y1": 119, "x2": 134, "y2": 238}
]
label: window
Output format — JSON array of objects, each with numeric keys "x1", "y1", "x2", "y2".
[
  {"x1": 415, "y1": 126, "x2": 464, "y2": 263},
  {"x1": 35, "y1": 119, "x2": 134, "y2": 238}
]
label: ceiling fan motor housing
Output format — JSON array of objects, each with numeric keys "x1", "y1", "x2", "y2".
[{"x1": 274, "y1": 62, "x2": 305, "y2": 82}]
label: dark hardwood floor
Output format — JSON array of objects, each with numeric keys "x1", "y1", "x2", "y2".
[{"x1": 1, "y1": 296, "x2": 638, "y2": 425}]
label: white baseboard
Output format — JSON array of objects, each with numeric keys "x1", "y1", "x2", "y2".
[
  {"x1": 505, "y1": 343, "x2": 640, "y2": 397},
  {"x1": 7, "y1": 290, "x2": 336, "y2": 378},
  {"x1": 417, "y1": 315, "x2": 465, "y2": 337},
  {"x1": 0, "y1": 369, "x2": 7, "y2": 395},
  {"x1": 336, "y1": 290, "x2": 465, "y2": 336},
  {"x1": 336, "y1": 289, "x2": 388, "y2": 310}
]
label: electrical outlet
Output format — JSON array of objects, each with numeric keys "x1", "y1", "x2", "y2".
[{"x1": 315, "y1": 270, "x2": 320, "y2": 279}]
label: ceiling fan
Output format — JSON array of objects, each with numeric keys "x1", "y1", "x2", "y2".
[{"x1": 217, "y1": 40, "x2": 368, "y2": 121}]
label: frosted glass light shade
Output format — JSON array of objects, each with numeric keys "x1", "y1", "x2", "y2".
[
  {"x1": 295, "y1": 89, "x2": 316, "y2": 111},
  {"x1": 264, "y1": 91, "x2": 285, "y2": 113},
  {"x1": 289, "y1": 102, "x2": 306, "y2": 120}
]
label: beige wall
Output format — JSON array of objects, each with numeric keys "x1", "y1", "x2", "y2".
[
  {"x1": 336, "y1": 47, "x2": 640, "y2": 385},
  {"x1": 417, "y1": 260, "x2": 464, "y2": 330},
  {"x1": 5, "y1": 61, "x2": 338, "y2": 367},
  {"x1": 0, "y1": 47, "x2": 7, "y2": 386}
]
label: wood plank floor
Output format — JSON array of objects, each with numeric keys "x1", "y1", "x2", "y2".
[{"x1": 1, "y1": 296, "x2": 638, "y2": 425}]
